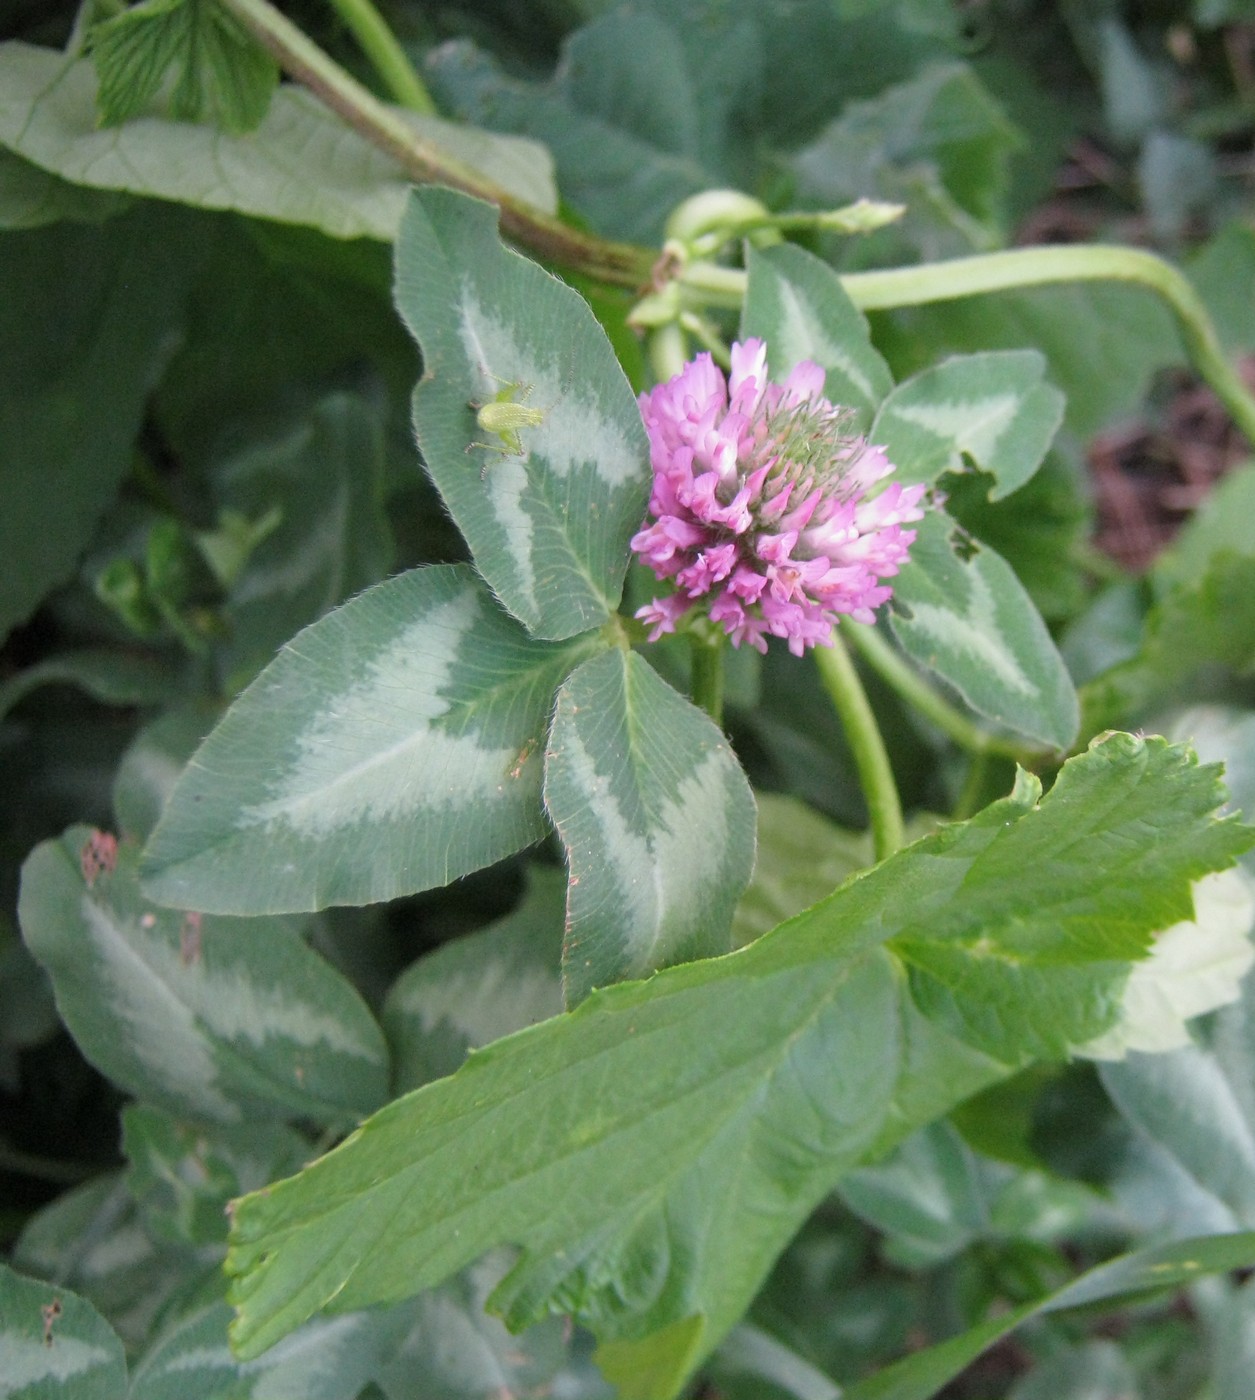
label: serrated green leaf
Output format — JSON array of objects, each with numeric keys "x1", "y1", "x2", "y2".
[
  {"x1": 394, "y1": 187, "x2": 650, "y2": 640},
  {"x1": 889, "y1": 510, "x2": 1080, "y2": 749},
  {"x1": 90, "y1": 0, "x2": 278, "y2": 134},
  {"x1": 141, "y1": 566, "x2": 597, "y2": 913},
  {"x1": 122, "y1": 1105, "x2": 309, "y2": 1248},
  {"x1": 544, "y1": 650, "x2": 757, "y2": 1004},
  {"x1": 224, "y1": 735, "x2": 1249, "y2": 1390},
  {"x1": 870, "y1": 350, "x2": 1063, "y2": 498},
  {"x1": 382, "y1": 867, "x2": 565, "y2": 1093},
  {"x1": 0, "y1": 206, "x2": 190, "y2": 645},
  {"x1": 0, "y1": 1262, "x2": 128, "y2": 1400},
  {"x1": 0, "y1": 43, "x2": 555, "y2": 241},
  {"x1": 742, "y1": 243, "x2": 893, "y2": 431},
  {"x1": 18, "y1": 829, "x2": 388, "y2": 1125},
  {"x1": 0, "y1": 147, "x2": 129, "y2": 230},
  {"x1": 842, "y1": 1231, "x2": 1255, "y2": 1400}
]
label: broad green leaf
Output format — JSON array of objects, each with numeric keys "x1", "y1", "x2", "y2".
[
  {"x1": 870, "y1": 351, "x2": 1063, "y2": 498},
  {"x1": 11, "y1": 1175, "x2": 198, "y2": 1353},
  {"x1": 18, "y1": 828, "x2": 388, "y2": 1126},
  {"x1": 0, "y1": 649, "x2": 178, "y2": 723},
  {"x1": 0, "y1": 206, "x2": 190, "y2": 644},
  {"x1": 706, "y1": 1323, "x2": 841, "y2": 1400},
  {"x1": 0, "y1": 1262, "x2": 127, "y2": 1400},
  {"x1": 225, "y1": 735, "x2": 1249, "y2": 1392},
  {"x1": 1167, "y1": 705, "x2": 1255, "y2": 855},
  {"x1": 89, "y1": 0, "x2": 278, "y2": 133},
  {"x1": 889, "y1": 511, "x2": 1080, "y2": 750},
  {"x1": 792, "y1": 64, "x2": 1021, "y2": 263},
  {"x1": 841, "y1": 1231, "x2": 1255, "y2": 1400},
  {"x1": 128, "y1": 1297, "x2": 415, "y2": 1400},
  {"x1": 545, "y1": 649, "x2": 757, "y2": 1003},
  {"x1": 1006, "y1": 1340, "x2": 1136, "y2": 1400},
  {"x1": 743, "y1": 243, "x2": 893, "y2": 430},
  {"x1": 1154, "y1": 458, "x2": 1255, "y2": 593},
  {"x1": 141, "y1": 566, "x2": 597, "y2": 913},
  {"x1": 0, "y1": 43, "x2": 555, "y2": 241},
  {"x1": 113, "y1": 705, "x2": 216, "y2": 844},
  {"x1": 0, "y1": 147, "x2": 129, "y2": 229},
  {"x1": 211, "y1": 392, "x2": 394, "y2": 685},
  {"x1": 394, "y1": 187, "x2": 649, "y2": 640},
  {"x1": 122, "y1": 1105, "x2": 309, "y2": 1248},
  {"x1": 1100, "y1": 947, "x2": 1255, "y2": 1226},
  {"x1": 731, "y1": 794, "x2": 872, "y2": 948},
  {"x1": 382, "y1": 867, "x2": 565, "y2": 1093}
]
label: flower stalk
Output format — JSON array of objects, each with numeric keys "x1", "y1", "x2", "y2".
[
  {"x1": 322, "y1": 0, "x2": 436, "y2": 113},
  {"x1": 814, "y1": 629, "x2": 905, "y2": 862}
]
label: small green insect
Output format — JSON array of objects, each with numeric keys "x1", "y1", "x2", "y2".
[{"x1": 467, "y1": 374, "x2": 546, "y2": 476}]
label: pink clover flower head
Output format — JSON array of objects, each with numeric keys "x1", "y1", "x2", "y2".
[{"x1": 631, "y1": 338, "x2": 926, "y2": 656}]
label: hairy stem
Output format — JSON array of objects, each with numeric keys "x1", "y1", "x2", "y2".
[
  {"x1": 690, "y1": 635, "x2": 726, "y2": 729},
  {"x1": 815, "y1": 630, "x2": 905, "y2": 862},
  {"x1": 219, "y1": 0, "x2": 656, "y2": 286},
  {"x1": 323, "y1": 0, "x2": 436, "y2": 113}
]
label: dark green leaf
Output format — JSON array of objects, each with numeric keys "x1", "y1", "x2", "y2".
[
  {"x1": 0, "y1": 205, "x2": 192, "y2": 644},
  {"x1": 0, "y1": 148, "x2": 129, "y2": 230},
  {"x1": 0, "y1": 650, "x2": 179, "y2": 723},
  {"x1": 19, "y1": 828, "x2": 389, "y2": 1125},
  {"x1": 382, "y1": 867, "x2": 565, "y2": 1093},
  {"x1": 743, "y1": 243, "x2": 893, "y2": 431},
  {"x1": 211, "y1": 392, "x2": 394, "y2": 686},
  {"x1": 889, "y1": 510, "x2": 1080, "y2": 749},
  {"x1": 224, "y1": 736, "x2": 1248, "y2": 1393},
  {"x1": 842, "y1": 1231, "x2": 1255, "y2": 1400},
  {"x1": 122, "y1": 1104, "x2": 309, "y2": 1247},
  {"x1": 394, "y1": 187, "x2": 650, "y2": 640},
  {"x1": 544, "y1": 650, "x2": 757, "y2": 1003},
  {"x1": 0, "y1": 1261, "x2": 128, "y2": 1400},
  {"x1": 141, "y1": 566, "x2": 597, "y2": 913}
]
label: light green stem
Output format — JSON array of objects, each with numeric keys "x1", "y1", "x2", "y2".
[
  {"x1": 690, "y1": 636, "x2": 726, "y2": 728},
  {"x1": 218, "y1": 0, "x2": 656, "y2": 287},
  {"x1": 840, "y1": 245, "x2": 1255, "y2": 446},
  {"x1": 323, "y1": 0, "x2": 435, "y2": 113},
  {"x1": 814, "y1": 630, "x2": 905, "y2": 862},
  {"x1": 845, "y1": 623, "x2": 1045, "y2": 764}
]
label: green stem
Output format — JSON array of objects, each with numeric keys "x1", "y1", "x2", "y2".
[
  {"x1": 323, "y1": 0, "x2": 436, "y2": 113},
  {"x1": 814, "y1": 629, "x2": 905, "y2": 862},
  {"x1": 218, "y1": 0, "x2": 656, "y2": 287},
  {"x1": 690, "y1": 635, "x2": 725, "y2": 728},
  {"x1": 842, "y1": 245, "x2": 1255, "y2": 447},
  {"x1": 844, "y1": 623, "x2": 1046, "y2": 764}
]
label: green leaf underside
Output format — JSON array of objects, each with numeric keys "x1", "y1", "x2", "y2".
[
  {"x1": 89, "y1": 0, "x2": 278, "y2": 134},
  {"x1": 544, "y1": 650, "x2": 757, "y2": 1004},
  {"x1": 890, "y1": 510, "x2": 1080, "y2": 749},
  {"x1": 742, "y1": 243, "x2": 893, "y2": 430},
  {"x1": 842, "y1": 1231, "x2": 1255, "y2": 1400},
  {"x1": 140, "y1": 566, "x2": 597, "y2": 914},
  {"x1": 225, "y1": 736, "x2": 1250, "y2": 1391},
  {"x1": 0, "y1": 147, "x2": 130, "y2": 229},
  {"x1": 18, "y1": 829, "x2": 388, "y2": 1126},
  {"x1": 394, "y1": 187, "x2": 649, "y2": 640},
  {"x1": 870, "y1": 351, "x2": 1064, "y2": 499},
  {"x1": 0, "y1": 43, "x2": 555, "y2": 241},
  {"x1": 0, "y1": 1262, "x2": 128, "y2": 1400}
]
